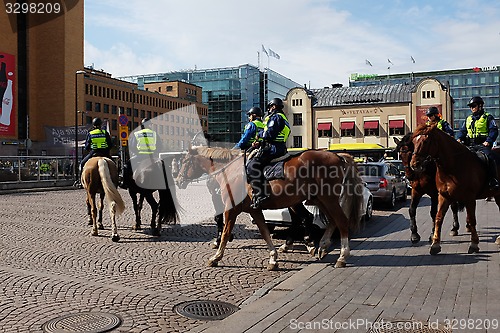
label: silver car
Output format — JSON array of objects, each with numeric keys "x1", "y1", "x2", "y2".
[{"x1": 357, "y1": 161, "x2": 407, "y2": 209}]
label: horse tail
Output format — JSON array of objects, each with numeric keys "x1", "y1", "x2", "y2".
[
  {"x1": 339, "y1": 154, "x2": 364, "y2": 232},
  {"x1": 158, "y1": 187, "x2": 181, "y2": 225},
  {"x1": 98, "y1": 158, "x2": 126, "y2": 215}
]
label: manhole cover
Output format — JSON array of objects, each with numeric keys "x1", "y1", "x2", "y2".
[
  {"x1": 174, "y1": 300, "x2": 239, "y2": 321},
  {"x1": 368, "y1": 320, "x2": 451, "y2": 333},
  {"x1": 42, "y1": 312, "x2": 122, "y2": 333}
]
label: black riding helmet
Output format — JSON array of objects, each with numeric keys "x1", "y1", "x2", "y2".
[
  {"x1": 425, "y1": 106, "x2": 439, "y2": 117},
  {"x1": 92, "y1": 117, "x2": 102, "y2": 127},
  {"x1": 467, "y1": 96, "x2": 484, "y2": 107},
  {"x1": 266, "y1": 97, "x2": 284, "y2": 111},
  {"x1": 246, "y1": 107, "x2": 263, "y2": 117},
  {"x1": 141, "y1": 118, "x2": 150, "y2": 129}
]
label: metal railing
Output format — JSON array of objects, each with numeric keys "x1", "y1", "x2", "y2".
[{"x1": 0, "y1": 156, "x2": 75, "y2": 184}]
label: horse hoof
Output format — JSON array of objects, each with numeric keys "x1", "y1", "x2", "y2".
[
  {"x1": 430, "y1": 245, "x2": 441, "y2": 255},
  {"x1": 111, "y1": 235, "x2": 120, "y2": 242},
  {"x1": 449, "y1": 230, "x2": 459, "y2": 237},
  {"x1": 207, "y1": 260, "x2": 218, "y2": 267},
  {"x1": 307, "y1": 246, "x2": 316, "y2": 257},
  {"x1": 411, "y1": 234, "x2": 421, "y2": 244},
  {"x1": 152, "y1": 229, "x2": 161, "y2": 237},
  {"x1": 466, "y1": 226, "x2": 471, "y2": 233},
  {"x1": 87, "y1": 220, "x2": 93, "y2": 226},
  {"x1": 335, "y1": 260, "x2": 346, "y2": 268},
  {"x1": 468, "y1": 244, "x2": 480, "y2": 254},
  {"x1": 98, "y1": 224, "x2": 104, "y2": 230},
  {"x1": 496, "y1": 236, "x2": 500, "y2": 245},
  {"x1": 278, "y1": 244, "x2": 290, "y2": 253},
  {"x1": 91, "y1": 230, "x2": 98, "y2": 236},
  {"x1": 210, "y1": 240, "x2": 220, "y2": 249},
  {"x1": 132, "y1": 225, "x2": 142, "y2": 231},
  {"x1": 318, "y1": 248, "x2": 328, "y2": 260},
  {"x1": 267, "y1": 263, "x2": 278, "y2": 271}
]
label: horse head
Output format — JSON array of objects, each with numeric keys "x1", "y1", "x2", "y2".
[
  {"x1": 175, "y1": 147, "x2": 210, "y2": 189},
  {"x1": 394, "y1": 133, "x2": 417, "y2": 179},
  {"x1": 410, "y1": 124, "x2": 438, "y2": 173}
]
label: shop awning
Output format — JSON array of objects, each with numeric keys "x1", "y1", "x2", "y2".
[
  {"x1": 389, "y1": 119, "x2": 404, "y2": 128},
  {"x1": 364, "y1": 121, "x2": 379, "y2": 129},
  {"x1": 317, "y1": 123, "x2": 332, "y2": 131},
  {"x1": 340, "y1": 122, "x2": 355, "y2": 130}
]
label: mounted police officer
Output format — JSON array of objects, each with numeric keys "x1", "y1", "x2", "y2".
[
  {"x1": 74, "y1": 117, "x2": 113, "y2": 188},
  {"x1": 121, "y1": 118, "x2": 160, "y2": 189},
  {"x1": 426, "y1": 106, "x2": 454, "y2": 137},
  {"x1": 234, "y1": 107, "x2": 265, "y2": 150},
  {"x1": 457, "y1": 96, "x2": 499, "y2": 190},
  {"x1": 246, "y1": 97, "x2": 291, "y2": 209}
]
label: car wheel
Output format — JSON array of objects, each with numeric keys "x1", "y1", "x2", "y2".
[
  {"x1": 388, "y1": 190, "x2": 396, "y2": 209},
  {"x1": 365, "y1": 197, "x2": 373, "y2": 221}
]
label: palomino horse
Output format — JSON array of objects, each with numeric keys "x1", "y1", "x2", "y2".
[
  {"x1": 81, "y1": 157, "x2": 125, "y2": 242},
  {"x1": 176, "y1": 146, "x2": 364, "y2": 270},
  {"x1": 122, "y1": 159, "x2": 179, "y2": 236},
  {"x1": 410, "y1": 123, "x2": 500, "y2": 254},
  {"x1": 394, "y1": 134, "x2": 462, "y2": 243}
]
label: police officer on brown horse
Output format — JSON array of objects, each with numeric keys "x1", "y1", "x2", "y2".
[
  {"x1": 246, "y1": 97, "x2": 291, "y2": 209},
  {"x1": 457, "y1": 96, "x2": 499, "y2": 190}
]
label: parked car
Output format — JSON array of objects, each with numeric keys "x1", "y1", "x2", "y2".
[
  {"x1": 262, "y1": 183, "x2": 374, "y2": 230},
  {"x1": 382, "y1": 159, "x2": 412, "y2": 194},
  {"x1": 357, "y1": 161, "x2": 407, "y2": 209}
]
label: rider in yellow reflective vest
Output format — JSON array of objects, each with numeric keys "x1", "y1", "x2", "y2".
[
  {"x1": 74, "y1": 117, "x2": 113, "y2": 188},
  {"x1": 425, "y1": 106, "x2": 454, "y2": 137},
  {"x1": 246, "y1": 97, "x2": 291, "y2": 209},
  {"x1": 457, "y1": 96, "x2": 499, "y2": 190},
  {"x1": 234, "y1": 107, "x2": 265, "y2": 150}
]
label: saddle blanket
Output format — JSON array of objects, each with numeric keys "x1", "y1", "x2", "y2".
[{"x1": 263, "y1": 162, "x2": 285, "y2": 181}]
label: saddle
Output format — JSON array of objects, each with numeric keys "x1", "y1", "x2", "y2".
[{"x1": 260, "y1": 150, "x2": 307, "y2": 181}]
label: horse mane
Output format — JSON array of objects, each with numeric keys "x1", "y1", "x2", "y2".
[
  {"x1": 412, "y1": 123, "x2": 435, "y2": 138},
  {"x1": 192, "y1": 146, "x2": 241, "y2": 161}
]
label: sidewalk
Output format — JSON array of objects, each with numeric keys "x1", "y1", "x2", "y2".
[{"x1": 191, "y1": 198, "x2": 500, "y2": 332}]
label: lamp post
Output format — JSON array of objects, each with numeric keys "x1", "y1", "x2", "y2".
[{"x1": 74, "y1": 70, "x2": 86, "y2": 179}]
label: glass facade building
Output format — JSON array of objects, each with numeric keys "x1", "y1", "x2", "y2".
[
  {"x1": 349, "y1": 66, "x2": 500, "y2": 132},
  {"x1": 119, "y1": 64, "x2": 300, "y2": 144}
]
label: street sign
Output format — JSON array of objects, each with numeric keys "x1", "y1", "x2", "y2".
[
  {"x1": 118, "y1": 114, "x2": 129, "y2": 126},
  {"x1": 119, "y1": 125, "x2": 129, "y2": 147}
]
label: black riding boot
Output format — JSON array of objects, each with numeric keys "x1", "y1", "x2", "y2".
[
  {"x1": 488, "y1": 158, "x2": 499, "y2": 191},
  {"x1": 250, "y1": 177, "x2": 266, "y2": 209}
]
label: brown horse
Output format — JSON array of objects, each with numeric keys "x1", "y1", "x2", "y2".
[
  {"x1": 410, "y1": 123, "x2": 500, "y2": 254},
  {"x1": 394, "y1": 134, "x2": 462, "y2": 244},
  {"x1": 81, "y1": 157, "x2": 125, "y2": 242},
  {"x1": 176, "y1": 146, "x2": 364, "y2": 270}
]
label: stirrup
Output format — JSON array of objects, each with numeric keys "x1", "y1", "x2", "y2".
[
  {"x1": 489, "y1": 179, "x2": 499, "y2": 191},
  {"x1": 250, "y1": 195, "x2": 266, "y2": 209}
]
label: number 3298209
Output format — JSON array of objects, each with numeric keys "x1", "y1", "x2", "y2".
[{"x1": 5, "y1": 2, "x2": 61, "y2": 14}]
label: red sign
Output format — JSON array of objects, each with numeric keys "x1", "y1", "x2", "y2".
[
  {"x1": 416, "y1": 105, "x2": 442, "y2": 126},
  {"x1": 0, "y1": 52, "x2": 16, "y2": 138}
]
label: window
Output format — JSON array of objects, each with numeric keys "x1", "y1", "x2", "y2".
[
  {"x1": 111, "y1": 119, "x2": 117, "y2": 130},
  {"x1": 126, "y1": 108, "x2": 131, "y2": 116},
  {"x1": 389, "y1": 119, "x2": 405, "y2": 135},
  {"x1": 85, "y1": 101, "x2": 92, "y2": 111},
  {"x1": 103, "y1": 104, "x2": 109, "y2": 114},
  {"x1": 292, "y1": 98, "x2": 303, "y2": 107},
  {"x1": 95, "y1": 102, "x2": 101, "y2": 112},
  {"x1": 422, "y1": 90, "x2": 436, "y2": 99},
  {"x1": 364, "y1": 121, "x2": 379, "y2": 136},
  {"x1": 340, "y1": 121, "x2": 355, "y2": 137},
  {"x1": 111, "y1": 105, "x2": 117, "y2": 115},
  {"x1": 293, "y1": 136, "x2": 302, "y2": 148},
  {"x1": 317, "y1": 123, "x2": 332, "y2": 137},
  {"x1": 166, "y1": 85, "x2": 173, "y2": 91},
  {"x1": 293, "y1": 113, "x2": 303, "y2": 126}
]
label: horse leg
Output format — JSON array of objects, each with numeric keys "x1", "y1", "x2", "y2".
[
  {"x1": 464, "y1": 201, "x2": 479, "y2": 254},
  {"x1": 449, "y1": 201, "x2": 460, "y2": 236},
  {"x1": 86, "y1": 197, "x2": 92, "y2": 226},
  {"x1": 211, "y1": 213, "x2": 224, "y2": 249},
  {"x1": 130, "y1": 191, "x2": 142, "y2": 230},
  {"x1": 279, "y1": 207, "x2": 299, "y2": 253},
  {"x1": 315, "y1": 201, "x2": 347, "y2": 267},
  {"x1": 430, "y1": 196, "x2": 450, "y2": 255},
  {"x1": 97, "y1": 194, "x2": 105, "y2": 230},
  {"x1": 89, "y1": 193, "x2": 99, "y2": 236},
  {"x1": 208, "y1": 209, "x2": 238, "y2": 267},
  {"x1": 428, "y1": 193, "x2": 438, "y2": 243},
  {"x1": 144, "y1": 192, "x2": 160, "y2": 236},
  {"x1": 408, "y1": 191, "x2": 422, "y2": 244},
  {"x1": 249, "y1": 209, "x2": 278, "y2": 270},
  {"x1": 109, "y1": 200, "x2": 120, "y2": 242}
]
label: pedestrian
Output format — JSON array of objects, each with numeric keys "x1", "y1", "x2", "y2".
[
  {"x1": 457, "y1": 96, "x2": 499, "y2": 190},
  {"x1": 74, "y1": 117, "x2": 113, "y2": 188}
]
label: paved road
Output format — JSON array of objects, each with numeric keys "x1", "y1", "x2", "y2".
[
  {"x1": 1, "y1": 181, "x2": 353, "y2": 333},
  {"x1": 2, "y1": 184, "x2": 499, "y2": 332}
]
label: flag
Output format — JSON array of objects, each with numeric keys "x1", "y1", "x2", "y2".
[
  {"x1": 411, "y1": 56, "x2": 416, "y2": 63},
  {"x1": 365, "y1": 59, "x2": 373, "y2": 67},
  {"x1": 261, "y1": 44, "x2": 268, "y2": 57},
  {"x1": 268, "y1": 48, "x2": 280, "y2": 59},
  {"x1": 387, "y1": 58, "x2": 394, "y2": 65}
]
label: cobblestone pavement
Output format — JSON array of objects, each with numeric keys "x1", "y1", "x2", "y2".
[{"x1": 1, "y1": 181, "x2": 392, "y2": 333}]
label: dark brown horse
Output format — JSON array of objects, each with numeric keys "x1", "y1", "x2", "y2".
[
  {"x1": 81, "y1": 157, "x2": 125, "y2": 242},
  {"x1": 122, "y1": 158, "x2": 179, "y2": 236},
  {"x1": 176, "y1": 146, "x2": 364, "y2": 270},
  {"x1": 394, "y1": 134, "x2": 462, "y2": 244},
  {"x1": 410, "y1": 123, "x2": 500, "y2": 254}
]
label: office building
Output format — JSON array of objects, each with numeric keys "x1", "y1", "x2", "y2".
[
  {"x1": 119, "y1": 65, "x2": 300, "y2": 144},
  {"x1": 349, "y1": 66, "x2": 500, "y2": 131}
]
